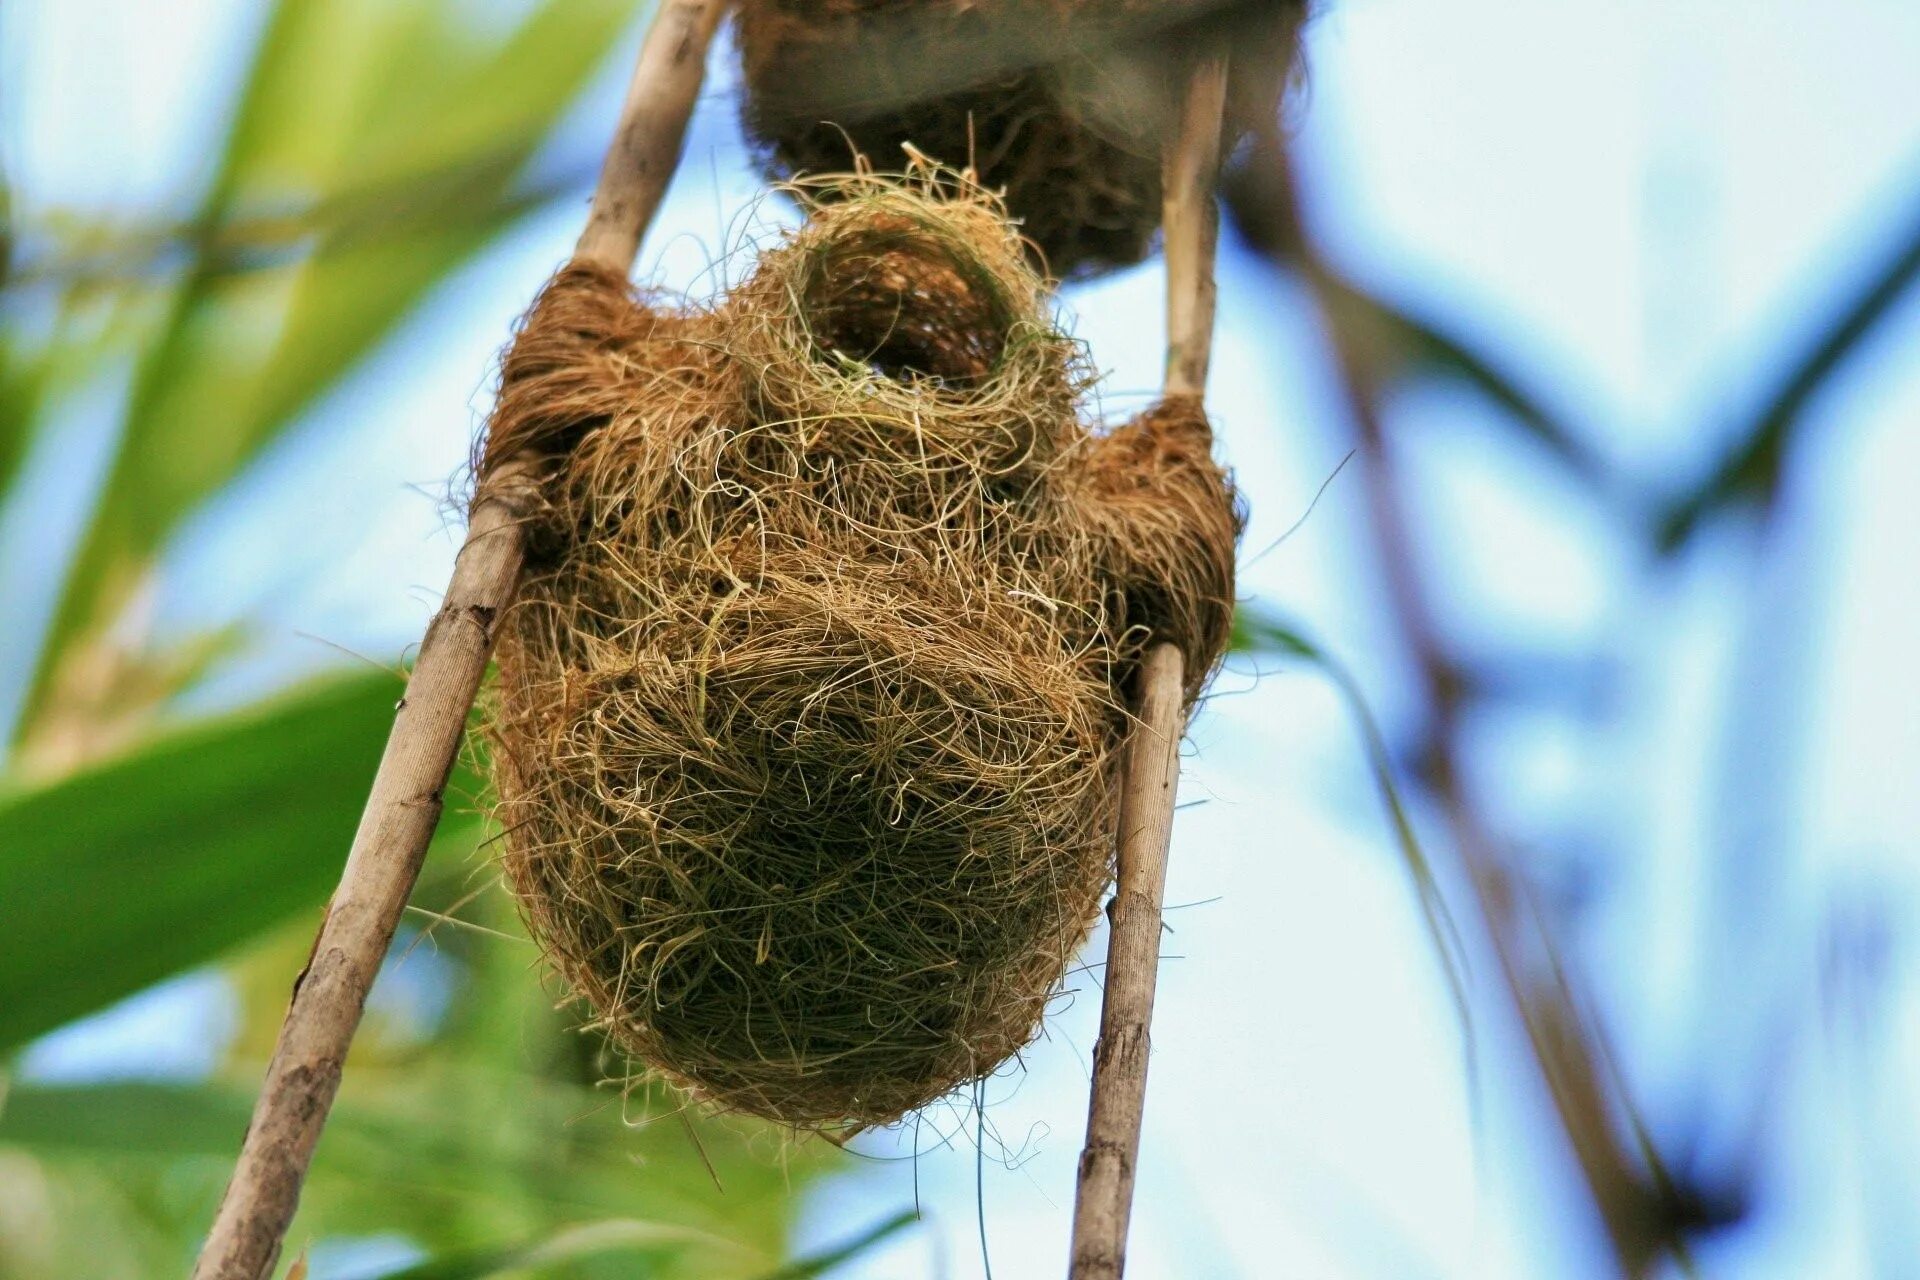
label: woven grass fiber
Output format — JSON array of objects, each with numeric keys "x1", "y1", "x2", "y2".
[
  {"x1": 481, "y1": 176, "x2": 1239, "y2": 1128},
  {"x1": 735, "y1": 0, "x2": 1308, "y2": 278}
]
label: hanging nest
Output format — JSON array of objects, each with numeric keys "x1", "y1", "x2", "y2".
[
  {"x1": 734, "y1": 0, "x2": 1310, "y2": 278},
  {"x1": 480, "y1": 175, "x2": 1240, "y2": 1128}
]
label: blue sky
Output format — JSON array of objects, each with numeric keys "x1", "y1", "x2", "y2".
[{"x1": 5, "y1": 1, "x2": 1920, "y2": 1276}]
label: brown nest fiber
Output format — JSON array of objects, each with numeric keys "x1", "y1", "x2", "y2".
[
  {"x1": 735, "y1": 0, "x2": 1309, "y2": 278},
  {"x1": 482, "y1": 177, "x2": 1239, "y2": 1128}
]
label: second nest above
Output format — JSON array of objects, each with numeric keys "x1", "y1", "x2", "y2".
[{"x1": 735, "y1": 0, "x2": 1309, "y2": 279}]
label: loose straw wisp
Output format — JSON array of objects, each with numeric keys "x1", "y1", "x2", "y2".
[{"x1": 190, "y1": 5, "x2": 725, "y2": 1277}]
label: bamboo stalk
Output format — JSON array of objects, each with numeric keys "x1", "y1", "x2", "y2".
[
  {"x1": 575, "y1": 0, "x2": 726, "y2": 272},
  {"x1": 190, "y1": 6, "x2": 725, "y2": 1277},
  {"x1": 1161, "y1": 56, "x2": 1226, "y2": 402},
  {"x1": 1068, "y1": 53, "x2": 1228, "y2": 1280},
  {"x1": 1067, "y1": 641, "x2": 1187, "y2": 1280}
]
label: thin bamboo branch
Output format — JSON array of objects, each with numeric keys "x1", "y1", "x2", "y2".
[
  {"x1": 1162, "y1": 58, "x2": 1227, "y2": 402},
  {"x1": 1228, "y1": 130, "x2": 1679, "y2": 1277},
  {"x1": 1067, "y1": 641, "x2": 1188, "y2": 1280},
  {"x1": 1068, "y1": 52, "x2": 1228, "y2": 1280},
  {"x1": 189, "y1": 6, "x2": 725, "y2": 1277},
  {"x1": 576, "y1": 0, "x2": 725, "y2": 271}
]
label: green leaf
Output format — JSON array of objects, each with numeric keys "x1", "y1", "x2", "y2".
[
  {"x1": 0, "y1": 1081, "x2": 254, "y2": 1156},
  {"x1": 1321, "y1": 278, "x2": 1614, "y2": 493},
  {"x1": 0, "y1": 291, "x2": 93, "y2": 508},
  {"x1": 13, "y1": 0, "x2": 636, "y2": 748},
  {"x1": 0, "y1": 668, "x2": 485, "y2": 1051},
  {"x1": 0, "y1": 1073, "x2": 842, "y2": 1279},
  {"x1": 1361, "y1": 286, "x2": 1611, "y2": 490},
  {"x1": 752, "y1": 1212, "x2": 917, "y2": 1280},
  {"x1": 372, "y1": 1220, "x2": 706, "y2": 1279},
  {"x1": 1655, "y1": 174, "x2": 1920, "y2": 553},
  {"x1": 1228, "y1": 606, "x2": 1319, "y2": 661},
  {"x1": 0, "y1": 335, "x2": 45, "y2": 503},
  {"x1": 1229, "y1": 606, "x2": 1475, "y2": 1048},
  {"x1": 331, "y1": 1209, "x2": 916, "y2": 1280}
]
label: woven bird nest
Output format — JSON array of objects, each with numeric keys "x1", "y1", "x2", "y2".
[
  {"x1": 735, "y1": 0, "x2": 1309, "y2": 278},
  {"x1": 482, "y1": 177, "x2": 1239, "y2": 1128}
]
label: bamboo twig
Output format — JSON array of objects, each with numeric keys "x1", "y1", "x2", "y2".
[
  {"x1": 1068, "y1": 53, "x2": 1229, "y2": 1280},
  {"x1": 575, "y1": 0, "x2": 726, "y2": 272},
  {"x1": 1161, "y1": 59, "x2": 1226, "y2": 402},
  {"x1": 1067, "y1": 642, "x2": 1188, "y2": 1280},
  {"x1": 189, "y1": 6, "x2": 725, "y2": 1277}
]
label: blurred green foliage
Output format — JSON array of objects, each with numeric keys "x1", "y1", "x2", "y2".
[
  {"x1": 13, "y1": 0, "x2": 636, "y2": 750},
  {"x1": 0, "y1": 671, "x2": 484, "y2": 1052},
  {"x1": 0, "y1": 1, "x2": 898, "y2": 1275}
]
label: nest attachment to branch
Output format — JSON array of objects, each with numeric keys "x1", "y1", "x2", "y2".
[
  {"x1": 481, "y1": 175, "x2": 1239, "y2": 1128},
  {"x1": 734, "y1": 0, "x2": 1309, "y2": 278}
]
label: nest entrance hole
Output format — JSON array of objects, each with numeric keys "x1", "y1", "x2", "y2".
[{"x1": 797, "y1": 226, "x2": 1014, "y2": 388}]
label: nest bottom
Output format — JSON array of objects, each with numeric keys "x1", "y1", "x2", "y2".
[{"x1": 503, "y1": 560, "x2": 1118, "y2": 1126}]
